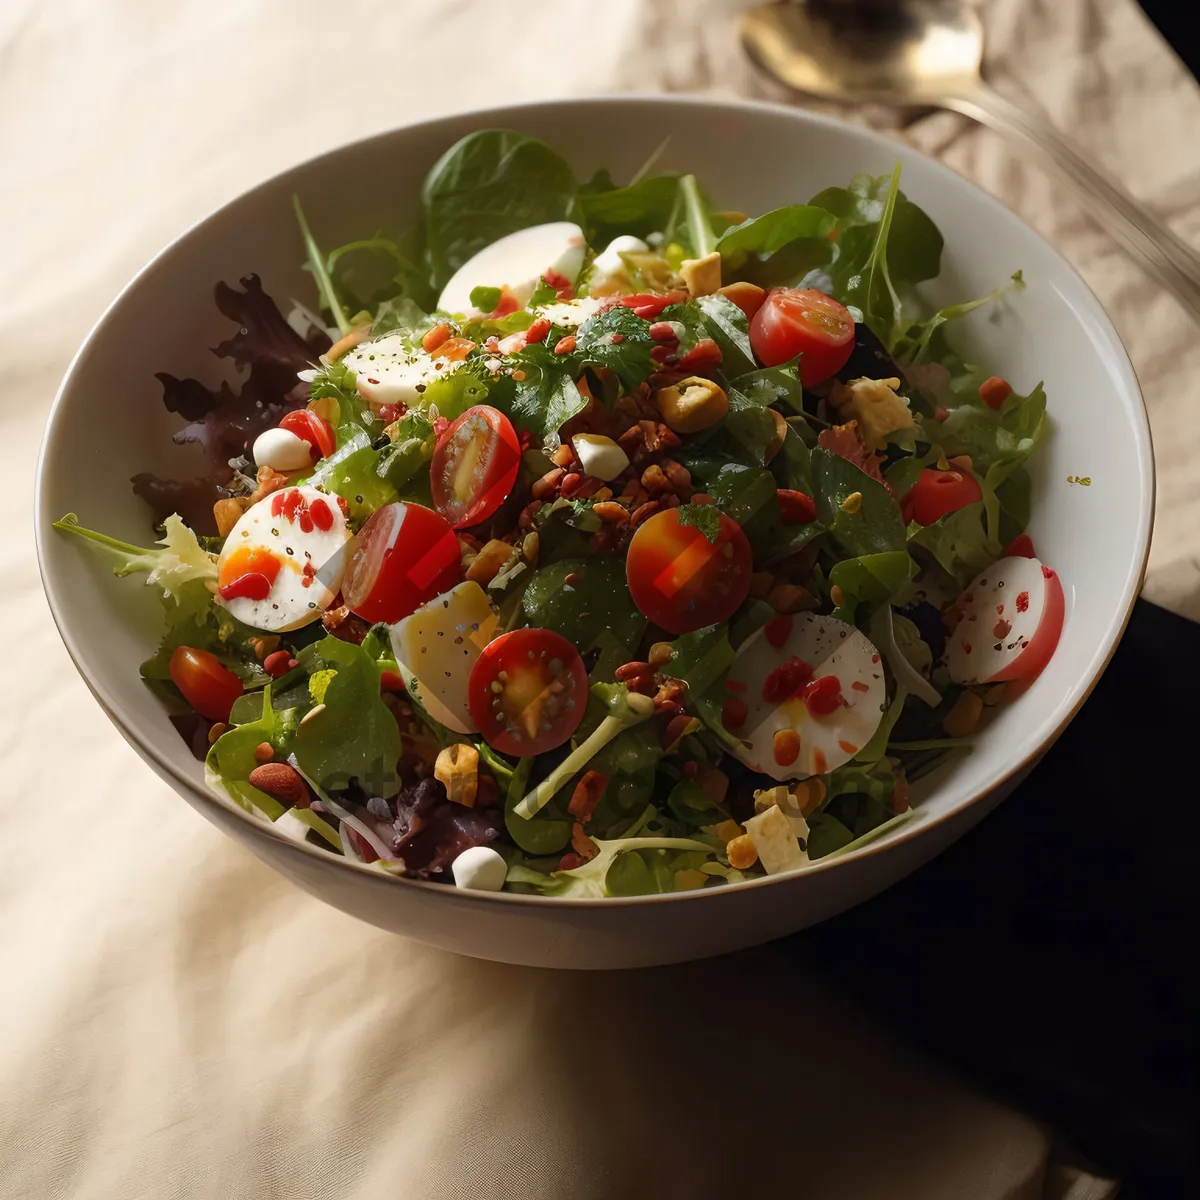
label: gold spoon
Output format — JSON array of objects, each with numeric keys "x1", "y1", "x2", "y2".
[{"x1": 741, "y1": 0, "x2": 1200, "y2": 321}]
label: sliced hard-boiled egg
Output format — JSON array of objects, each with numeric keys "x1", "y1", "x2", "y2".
[
  {"x1": 946, "y1": 556, "x2": 1065, "y2": 685},
  {"x1": 437, "y1": 222, "x2": 586, "y2": 315},
  {"x1": 341, "y1": 333, "x2": 462, "y2": 411},
  {"x1": 588, "y1": 235, "x2": 649, "y2": 292},
  {"x1": 215, "y1": 485, "x2": 350, "y2": 632},
  {"x1": 723, "y1": 613, "x2": 887, "y2": 781},
  {"x1": 389, "y1": 581, "x2": 499, "y2": 734}
]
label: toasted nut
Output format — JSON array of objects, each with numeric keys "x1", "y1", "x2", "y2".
[
  {"x1": 841, "y1": 491, "x2": 863, "y2": 514},
  {"x1": 697, "y1": 767, "x2": 729, "y2": 805},
  {"x1": 322, "y1": 605, "x2": 370, "y2": 645},
  {"x1": 247, "y1": 762, "x2": 308, "y2": 807},
  {"x1": 891, "y1": 774, "x2": 911, "y2": 814},
  {"x1": 553, "y1": 334, "x2": 577, "y2": 355},
  {"x1": 615, "y1": 661, "x2": 652, "y2": 682},
  {"x1": 560, "y1": 472, "x2": 584, "y2": 498},
  {"x1": 727, "y1": 834, "x2": 759, "y2": 870},
  {"x1": 567, "y1": 770, "x2": 609, "y2": 821},
  {"x1": 263, "y1": 649, "x2": 296, "y2": 678},
  {"x1": 942, "y1": 690, "x2": 984, "y2": 738},
  {"x1": 465, "y1": 538, "x2": 515, "y2": 586},
  {"x1": 748, "y1": 571, "x2": 774, "y2": 599},
  {"x1": 213, "y1": 497, "x2": 247, "y2": 537},
  {"x1": 830, "y1": 585, "x2": 846, "y2": 607},
  {"x1": 248, "y1": 635, "x2": 281, "y2": 662},
  {"x1": 630, "y1": 501, "x2": 661, "y2": 528},
  {"x1": 551, "y1": 443, "x2": 576, "y2": 468},
  {"x1": 522, "y1": 531, "x2": 539, "y2": 563},
  {"x1": 640, "y1": 463, "x2": 672, "y2": 495},
  {"x1": 680, "y1": 250, "x2": 722, "y2": 298},
  {"x1": 661, "y1": 493, "x2": 681, "y2": 509},
  {"x1": 434, "y1": 743, "x2": 480, "y2": 807},
  {"x1": 593, "y1": 487, "x2": 613, "y2": 502},
  {"x1": 793, "y1": 777, "x2": 826, "y2": 817},
  {"x1": 248, "y1": 465, "x2": 289, "y2": 505},
  {"x1": 207, "y1": 722, "x2": 226, "y2": 744},
  {"x1": 253, "y1": 741, "x2": 275, "y2": 765},
  {"x1": 299, "y1": 703, "x2": 326, "y2": 729},
  {"x1": 323, "y1": 325, "x2": 371, "y2": 363},
  {"x1": 764, "y1": 409, "x2": 789, "y2": 463},
  {"x1": 717, "y1": 280, "x2": 766, "y2": 317},
  {"x1": 532, "y1": 467, "x2": 566, "y2": 500},
  {"x1": 656, "y1": 377, "x2": 729, "y2": 433},
  {"x1": 648, "y1": 642, "x2": 674, "y2": 669},
  {"x1": 572, "y1": 433, "x2": 630, "y2": 482},
  {"x1": 768, "y1": 583, "x2": 819, "y2": 614},
  {"x1": 661, "y1": 459, "x2": 692, "y2": 496},
  {"x1": 593, "y1": 501, "x2": 630, "y2": 526}
]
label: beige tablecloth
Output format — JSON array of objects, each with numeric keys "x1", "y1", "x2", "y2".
[{"x1": 6, "y1": 0, "x2": 1194, "y2": 1195}]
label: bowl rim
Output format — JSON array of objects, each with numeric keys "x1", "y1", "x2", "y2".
[{"x1": 35, "y1": 91, "x2": 1155, "y2": 909}]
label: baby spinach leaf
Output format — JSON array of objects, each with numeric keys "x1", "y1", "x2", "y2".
[
  {"x1": 810, "y1": 446, "x2": 906, "y2": 557},
  {"x1": 908, "y1": 501, "x2": 1000, "y2": 587},
  {"x1": 806, "y1": 812, "x2": 856, "y2": 859},
  {"x1": 717, "y1": 204, "x2": 836, "y2": 286},
  {"x1": 421, "y1": 130, "x2": 577, "y2": 288},
  {"x1": 577, "y1": 172, "x2": 682, "y2": 242},
  {"x1": 726, "y1": 357, "x2": 805, "y2": 412},
  {"x1": 207, "y1": 687, "x2": 301, "y2": 820},
  {"x1": 292, "y1": 636, "x2": 402, "y2": 798},
  {"x1": 522, "y1": 557, "x2": 647, "y2": 655},
  {"x1": 828, "y1": 551, "x2": 915, "y2": 623},
  {"x1": 706, "y1": 462, "x2": 822, "y2": 564}
]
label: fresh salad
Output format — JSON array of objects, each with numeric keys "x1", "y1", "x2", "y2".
[{"x1": 55, "y1": 130, "x2": 1062, "y2": 897}]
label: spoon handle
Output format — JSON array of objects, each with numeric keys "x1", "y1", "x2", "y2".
[{"x1": 946, "y1": 82, "x2": 1200, "y2": 322}]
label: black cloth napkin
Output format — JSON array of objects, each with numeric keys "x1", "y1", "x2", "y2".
[{"x1": 786, "y1": 599, "x2": 1199, "y2": 1199}]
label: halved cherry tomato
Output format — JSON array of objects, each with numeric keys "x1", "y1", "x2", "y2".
[
  {"x1": 626, "y1": 509, "x2": 753, "y2": 635},
  {"x1": 169, "y1": 645, "x2": 243, "y2": 722},
  {"x1": 280, "y1": 410, "x2": 336, "y2": 460},
  {"x1": 430, "y1": 405, "x2": 521, "y2": 530},
  {"x1": 901, "y1": 468, "x2": 983, "y2": 526},
  {"x1": 467, "y1": 628, "x2": 589, "y2": 756},
  {"x1": 342, "y1": 502, "x2": 461, "y2": 624},
  {"x1": 749, "y1": 288, "x2": 856, "y2": 385}
]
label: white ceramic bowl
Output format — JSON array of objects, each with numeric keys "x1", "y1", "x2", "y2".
[{"x1": 36, "y1": 97, "x2": 1152, "y2": 969}]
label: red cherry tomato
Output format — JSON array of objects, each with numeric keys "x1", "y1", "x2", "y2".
[
  {"x1": 280, "y1": 410, "x2": 336, "y2": 459},
  {"x1": 467, "y1": 628, "x2": 589, "y2": 756},
  {"x1": 625, "y1": 509, "x2": 753, "y2": 635},
  {"x1": 169, "y1": 646, "x2": 243, "y2": 723},
  {"x1": 901, "y1": 468, "x2": 983, "y2": 526},
  {"x1": 342, "y1": 502, "x2": 461, "y2": 624},
  {"x1": 749, "y1": 288, "x2": 856, "y2": 385},
  {"x1": 430, "y1": 405, "x2": 521, "y2": 530}
]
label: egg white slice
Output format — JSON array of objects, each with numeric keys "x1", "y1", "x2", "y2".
[
  {"x1": 725, "y1": 613, "x2": 887, "y2": 781},
  {"x1": 215, "y1": 485, "x2": 350, "y2": 632}
]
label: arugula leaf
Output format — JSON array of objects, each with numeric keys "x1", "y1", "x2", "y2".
[
  {"x1": 676, "y1": 503, "x2": 723, "y2": 543},
  {"x1": 292, "y1": 637, "x2": 403, "y2": 798},
  {"x1": 810, "y1": 446, "x2": 906, "y2": 557},
  {"x1": 892, "y1": 272, "x2": 1025, "y2": 365},
  {"x1": 421, "y1": 130, "x2": 577, "y2": 289},
  {"x1": 293, "y1": 195, "x2": 350, "y2": 335},
  {"x1": 716, "y1": 204, "x2": 836, "y2": 287},
  {"x1": 855, "y1": 685, "x2": 909, "y2": 765},
  {"x1": 908, "y1": 501, "x2": 1000, "y2": 588},
  {"x1": 207, "y1": 687, "x2": 301, "y2": 820},
  {"x1": 665, "y1": 174, "x2": 720, "y2": 258}
]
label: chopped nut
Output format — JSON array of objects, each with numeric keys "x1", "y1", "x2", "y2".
[
  {"x1": 648, "y1": 642, "x2": 673, "y2": 669},
  {"x1": 213, "y1": 497, "x2": 247, "y2": 537},
  {"x1": 942, "y1": 690, "x2": 984, "y2": 738},
  {"x1": 551, "y1": 443, "x2": 576, "y2": 468},
  {"x1": 560, "y1": 472, "x2": 585, "y2": 498},
  {"x1": 656, "y1": 377, "x2": 729, "y2": 434},
  {"x1": 465, "y1": 538, "x2": 516, "y2": 585},
  {"x1": 323, "y1": 325, "x2": 371, "y2": 363},
  {"x1": 531, "y1": 467, "x2": 566, "y2": 500},
  {"x1": 207, "y1": 722, "x2": 226, "y2": 744},
  {"x1": 765, "y1": 409, "x2": 788, "y2": 463},
  {"x1": 247, "y1": 465, "x2": 289, "y2": 505},
  {"x1": 253, "y1": 741, "x2": 275, "y2": 765},
  {"x1": 434, "y1": 743, "x2": 480, "y2": 807},
  {"x1": 841, "y1": 491, "x2": 863, "y2": 514},
  {"x1": 322, "y1": 605, "x2": 369, "y2": 645},
  {"x1": 248, "y1": 635, "x2": 281, "y2": 662},
  {"x1": 299, "y1": 703, "x2": 326, "y2": 729},
  {"x1": 829, "y1": 584, "x2": 846, "y2": 607},
  {"x1": 522, "y1": 531, "x2": 539, "y2": 563},
  {"x1": 680, "y1": 250, "x2": 722, "y2": 298},
  {"x1": 572, "y1": 433, "x2": 629, "y2": 481},
  {"x1": 593, "y1": 501, "x2": 630, "y2": 526},
  {"x1": 768, "y1": 583, "x2": 818, "y2": 614},
  {"x1": 640, "y1": 463, "x2": 672, "y2": 495},
  {"x1": 247, "y1": 762, "x2": 308, "y2": 807},
  {"x1": 660, "y1": 459, "x2": 692, "y2": 496},
  {"x1": 630, "y1": 500, "x2": 661, "y2": 528},
  {"x1": 726, "y1": 834, "x2": 759, "y2": 870}
]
